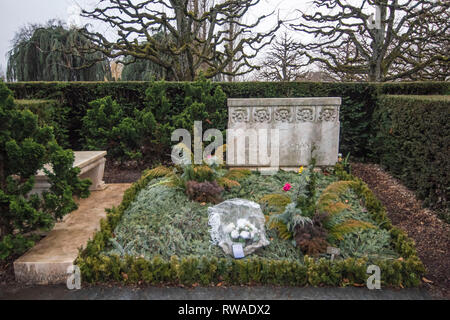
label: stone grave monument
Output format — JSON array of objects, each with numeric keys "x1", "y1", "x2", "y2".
[{"x1": 227, "y1": 97, "x2": 341, "y2": 170}]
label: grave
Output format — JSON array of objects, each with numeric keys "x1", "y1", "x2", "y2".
[{"x1": 227, "y1": 97, "x2": 341, "y2": 170}]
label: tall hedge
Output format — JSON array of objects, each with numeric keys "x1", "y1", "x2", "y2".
[
  {"x1": 8, "y1": 81, "x2": 448, "y2": 159},
  {"x1": 371, "y1": 95, "x2": 450, "y2": 220},
  {"x1": 5, "y1": 81, "x2": 450, "y2": 217}
]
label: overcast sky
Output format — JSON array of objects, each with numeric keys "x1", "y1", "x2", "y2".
[{"x1": 0, "y1": 0, "x2": 318, "y2": 76}]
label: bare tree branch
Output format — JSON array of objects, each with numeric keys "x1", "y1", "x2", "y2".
[
  {"x1": 258, "y1": 32, "x2": 308, "y2": 81},
  {"x1": 291, "y1": 0, "x2": 449, "y2": 82},
  {"x1": 79, "y1": 0, "x2": 281, "y2": 81}
]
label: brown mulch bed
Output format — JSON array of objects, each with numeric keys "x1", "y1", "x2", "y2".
[
  {"x1": 103, "y1": 164, "x2": 144, "y2": 184},
  {"x1": 352, "y1": 162, "x2": 450, "y2": 299}
]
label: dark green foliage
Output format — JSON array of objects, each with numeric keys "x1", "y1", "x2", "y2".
[
  {"x1": 7, "y1": 21, "x2": 111, "y2": 82},
  {"x1": 0, "y1": 82, "x2": 90, "y2": 260},
  {"x1": 109, "y1": 178, "x2": 300, "y2": 261},
  {"x1": 121, "y1": 44, "x2": 175, "y2": 81},
  {"x1": 371, "y1": 95, "x2": 449, "y2": 220},
  {"x1": 142, "y1": 81, "x2": 175, "y2": 160},
  {"x1": 6, "y1": 81, "x2": 449, "y2": 159},
  {"x1": 296, "y1": 159, "x2": 320, "y2": 218},
  {"x1": 81, "y1": 96, "x2": 157, "y2": 164},
  {"x1": 339, "y1": 228, "x2": 398, "y2": 261},
  {"x1": 15, "y1": 99, "x2": 70, "y2": 148}
]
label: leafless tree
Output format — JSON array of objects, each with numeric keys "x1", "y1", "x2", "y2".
[
  {"x1": 291, "y1": 0, "x2": 449, "y2": 82},
  {"x1": 258, "y1": 32, "x2": 308, "y2": 81},
  {"x1": 80, "y1": 0, "x2": 281, "y2": 81},
  {"x1": 389, "y1": 2, "x2": 449, "y2": 81}
]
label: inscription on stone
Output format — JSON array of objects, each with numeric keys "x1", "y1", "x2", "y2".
[{"x1": 227, "y1": 97, "x2": 342, "y2": 168}]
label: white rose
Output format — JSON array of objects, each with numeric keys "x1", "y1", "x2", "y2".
[
  {"x1": 224, "y1": 223, "x2": 235, "y2": 234},
  {"x1": 240, "y1": 231, "x2": 251, "y2": 240},
  {"x1": 236, "y1": 219, "x2": 247, "y2": 229},
  {"x1": 231, "y1": 230, "x2": 240, "y2": 240}
]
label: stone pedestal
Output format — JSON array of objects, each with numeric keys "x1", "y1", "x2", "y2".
[
  {"x1": 227, "y1": 98, "x2": 341, "y2": 169},
  {"x1": 32, "y1": 151, "x2": 107, "y2": 195}
]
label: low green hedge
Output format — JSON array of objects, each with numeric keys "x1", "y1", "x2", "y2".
[
  {"x1": 371, "y1": 95, "x2": 450, "y2": 220},
  {"x1": 76, "y1": 164, "x2": 425, "y2": 287}
]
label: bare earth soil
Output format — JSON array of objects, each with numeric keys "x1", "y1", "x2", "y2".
[
  {"x1": 352, "y1": 163, "x2": 450, "y2": 299},
  {"x1": 103, "y1": 164, "x2": 143, "y2": 184}
]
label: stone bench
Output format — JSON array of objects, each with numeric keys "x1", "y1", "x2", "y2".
[{"x1": 31, "y1": 151, "x2": 107, "y2": 195}]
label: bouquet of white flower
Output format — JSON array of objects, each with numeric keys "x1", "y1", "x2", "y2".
[{"x1": 223, "y1": 219, "x2": 260, "y2": 245}]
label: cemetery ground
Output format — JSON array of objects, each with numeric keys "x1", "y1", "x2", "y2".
[
  {"x1": 1, "y1": 82, "x2": 448, "y2": 300},
  {"x1": 1, "y1": 161, "x2": 448, "y2": 300}
]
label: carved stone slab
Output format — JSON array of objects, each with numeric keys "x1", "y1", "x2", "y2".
[{"x1": 227, "y1": 98, "x2": 341, "y2": 168}]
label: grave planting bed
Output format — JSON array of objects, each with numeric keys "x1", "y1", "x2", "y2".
[{"x1": 76, "y1": 164, "x2": 425, "y2": 287}]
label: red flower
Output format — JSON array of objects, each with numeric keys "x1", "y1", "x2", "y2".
[{"x1": 283, "y1": 183, "x2": 292, "y2": 192}]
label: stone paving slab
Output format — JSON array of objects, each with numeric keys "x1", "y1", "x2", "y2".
[
  {"x1": 0, "y1": 285, "x2": 433, "y2": 300},
  {"x1": 14, "y1": 184, "x2": 131, "y2": 285}
]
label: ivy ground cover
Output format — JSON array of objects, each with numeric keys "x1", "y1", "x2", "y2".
[{"x1": 77, "y1": 165, "x2": 425, "y2": 287}]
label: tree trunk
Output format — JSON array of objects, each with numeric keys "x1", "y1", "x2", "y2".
[
  {"x1": 372, "y1": 2, "x2": 388, "y2": 82},
  {"x1": 227, "y1": 22, "x2": 235, "y2": 82}
]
